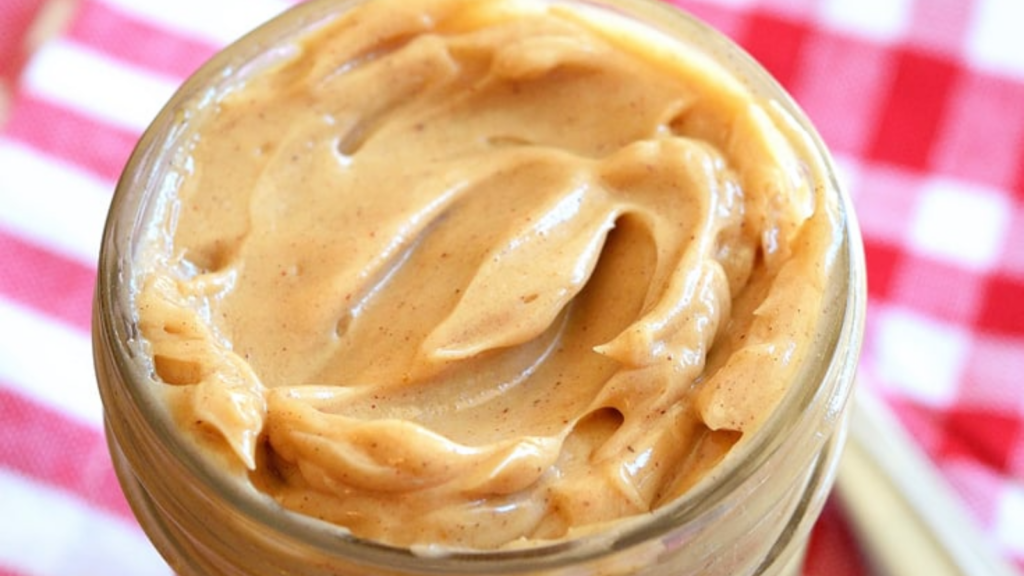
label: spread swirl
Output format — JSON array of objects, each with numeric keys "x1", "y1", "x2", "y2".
[{"x1": 135, "y1": 0, "x2": 840, "y2": 549}]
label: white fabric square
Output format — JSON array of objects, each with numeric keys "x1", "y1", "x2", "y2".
[
  {"x1": 995, "y1": 482, "x2": 1024, "y2": 555},
  {"x1": 0, "y1": 470, "x2": 168, "y2": 576},
  {"x1": 966, "y1": 0, "x2": 1024, "y2": 77},
  {"x1": 874, "y1": 306, "x2": 969, "y2": 407},
  {"x1": 908, "y1": 178, "x2": 1011, "y2": 271},
  {"x1": 0, "y1": 297, "x2": 102, "y2": 427},
  {"x1": 24, "y1": 40, "x2": 179, "y2": 134},
  {"x1": 818, "y1": 0, "x2": 914, "y2": 43},
  {"x1": 831, "y1": 153, "x2": 863, "y2": 203},
  {"x1": 0, "y1": 141, "x2": 112, "y2": 266}
]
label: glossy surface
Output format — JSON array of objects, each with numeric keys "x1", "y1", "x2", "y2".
[{"x1": 133, "y1": 0, "x2": 841, "y2": 549}]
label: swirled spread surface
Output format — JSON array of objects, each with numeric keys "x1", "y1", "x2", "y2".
[{"x1": 135, "y1": 0, "x2": 841, "y2": 549}]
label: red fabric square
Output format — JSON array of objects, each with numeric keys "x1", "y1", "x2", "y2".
[
  {"x1": 0, "y1": 229, "x2": 95, "y2": 331},
  {"x1": 863, "y1": 238, "x2": 901, "y2": 300},
  {"x1": 939, "y1": 407, "x2": 1022, "y2": 475},
  {"x1": 0, "y1": 386, "x2": 133, "y2": 519},
  {"x1": 867, "y1": 48, "x2": 960, "y2": 170},
  {"x1": 0, "y1": 0, "x2": 45, "y2": 83},
  {"x1": 931, "y1": 73, "x2": 1024, "y2": 191},
  {"x1": 803, "y1": 499, "x2": 870, "y2": 576},
  {"x1": 68, "y1": 0, "x2": 217, "y2": 80},
  {"x1": 4, "y1": 94, "x2": 139, "y2": 181},
  {"x1": 884, "y1": 393, "x2": 948, "y2": 456},
  {"x1": 1011, "y1": 435, "x2": 1024, "y2": 486},
  {"x1": 976, "y1": 274, "x2": 1024, "y2": 336},
  {"x1": 733, "y1": 10, "x2": 810, "y2": 90}
]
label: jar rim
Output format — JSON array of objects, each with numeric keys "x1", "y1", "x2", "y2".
[{"x1": 95, "y1": 0, "x2": 867, "y2": 570}]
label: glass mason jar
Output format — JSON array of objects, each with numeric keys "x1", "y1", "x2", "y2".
[{"x1": 93, "y1": 0, "x2": 866, "y2": 574}]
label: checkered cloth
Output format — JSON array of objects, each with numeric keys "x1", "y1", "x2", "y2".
[{"x1": 1, "y1": 0, "x2": 1022, "y2": 574}]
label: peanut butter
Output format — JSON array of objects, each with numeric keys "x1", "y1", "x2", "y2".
[{"x1": 133, "y1": 0, "x2": 841, "y2": 550}]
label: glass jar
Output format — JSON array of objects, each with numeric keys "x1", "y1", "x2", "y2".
[{"x1": 93, "y1": 0, "x2": 866, "y2": 574}]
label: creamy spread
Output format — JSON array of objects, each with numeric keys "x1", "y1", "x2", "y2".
[{"x1": 134, "y1": 0, "x2": 840, "y2": 550}]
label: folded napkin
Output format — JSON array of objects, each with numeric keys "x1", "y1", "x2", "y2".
[{"x1": 0, "y1": 0, "x2": 1021, "y2": 574}]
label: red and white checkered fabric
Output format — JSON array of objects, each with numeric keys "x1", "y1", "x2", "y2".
[{"x1": 1, "y1": 0, "x2": 1022, "y2": 574}]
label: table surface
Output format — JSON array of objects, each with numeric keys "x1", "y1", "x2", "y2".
[{"x1": 1, "y1": 0, "x2": 1022, "y2": 574}]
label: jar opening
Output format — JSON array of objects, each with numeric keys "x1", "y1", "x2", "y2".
[{"x1": 95, "y1": 0, "x2": 865, "y2": 572}]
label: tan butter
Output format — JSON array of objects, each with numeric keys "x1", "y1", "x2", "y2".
[{"x1": 134, "y1": 0, "x2": 840, "y2": 550}]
